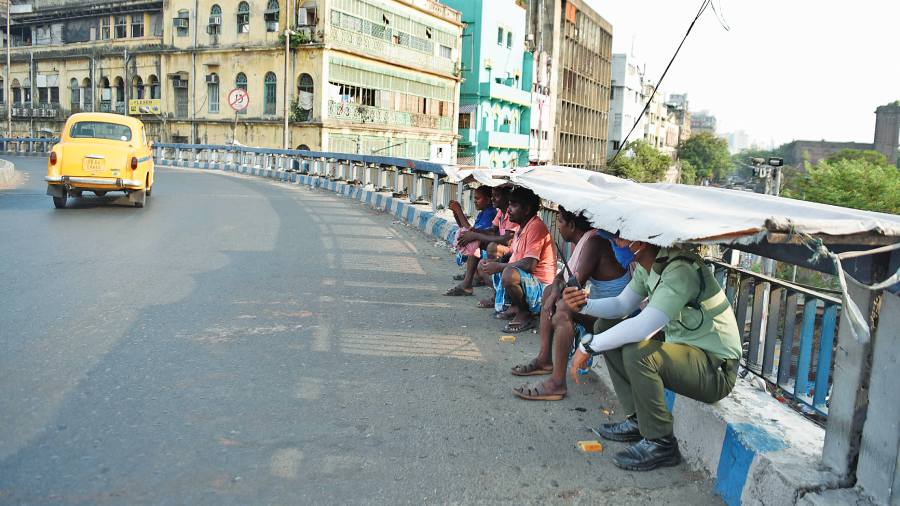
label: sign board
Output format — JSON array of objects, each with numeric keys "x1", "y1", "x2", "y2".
[
  {"x1": 228, "y1": 88, "x2": 249, "y2": 112},
  {"x1": 129, "y1": 99, "x2": 161, "y2": 115}
]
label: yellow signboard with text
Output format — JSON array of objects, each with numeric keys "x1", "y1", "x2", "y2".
[{"x1": 128, "y1": 99, "x2": 162, "y2": 116}]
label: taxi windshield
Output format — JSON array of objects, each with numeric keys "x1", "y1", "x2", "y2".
[{"x1": 70, "y1": 121, "x2": 133, "y2": 142}]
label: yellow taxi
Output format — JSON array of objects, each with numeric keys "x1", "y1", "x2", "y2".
[{"x1": 45, "y1": 112, "x2": 155, "y2": 208}]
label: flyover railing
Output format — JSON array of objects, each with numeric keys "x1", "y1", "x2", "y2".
[
  {"x1": 0, "y1": 137, "x2": 58, "y2": 155},
  {"x1": 711, "y1": 260, "x2": 841, "y2": 420}
]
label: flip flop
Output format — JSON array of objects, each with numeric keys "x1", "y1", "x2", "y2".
[
  {"x1": 503, "y1": 319, "x2": 536, "y2": 333},
  {"x1": 443, "y1": 286, "x2": 473, "y2": 296},
  {"x1": 477, "y1": 299, "x2": 494, "y2": 309},
  {"x1": 511, "y1": 360, "x2": 553, "y2": 377},
  {"x1": 512, "y1": 382, "x2": 566, "y2": 401},
  {"x1": 453, "y1": 274, "x2": 465, "y2": 281}
]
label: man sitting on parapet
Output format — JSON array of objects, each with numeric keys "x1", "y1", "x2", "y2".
[
  {"x1": 510, "y1": 208, "x2": 631, "y2": 400},
  {"x1": 480, "y1": 187, "x2": 557, "y2": 333},
  {"x1": 443, "y1": 185, "x2": 497, "y2": 297},
  {"x1": 563, "y1": 240, "x2": 741, "y2": 471}
]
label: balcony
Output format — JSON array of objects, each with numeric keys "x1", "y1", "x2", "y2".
[
  {"x1": 329, "y1": 24, "x2": 456, "y2": 78},
  {"x1": 327, "y1": 100, "x2": 452, "y2": 132},
  {"x1": 458, "y1": 128, "x2": 477, "y2": 146},
  {"x1": 479, "y1": 81, "x2": 531, "y2": 106},
  {"x1": 480, "y1": 130, "x2": 529, "y2": 150}
]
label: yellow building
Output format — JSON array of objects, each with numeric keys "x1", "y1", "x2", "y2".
[{"x1": 1, "y1": 0, "x2": 463, "y2": 162}]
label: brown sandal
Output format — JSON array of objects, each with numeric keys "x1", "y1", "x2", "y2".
[
  {"x1": 512, "y1": 382, "x2": 566, "y2": 401},
  {"x1": 510, "y1": 360, "x2": 553, "y2": 377}
]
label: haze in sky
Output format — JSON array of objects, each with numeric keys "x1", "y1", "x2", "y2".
[{"x1": 587, "y1": 0, "x2": 899, "y2": 148}]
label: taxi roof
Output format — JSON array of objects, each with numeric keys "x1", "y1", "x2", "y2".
[{"x1": 64, "y1": 112, "x2": 146, "y2": 131}]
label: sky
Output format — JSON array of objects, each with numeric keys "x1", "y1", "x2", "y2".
[{"x1": 585, "y1": 0, "x2": 899, "y2": 148}]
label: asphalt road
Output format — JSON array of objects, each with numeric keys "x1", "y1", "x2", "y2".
[{"x1": 0, "y1": 156, "x2": 722, "y2": 505}]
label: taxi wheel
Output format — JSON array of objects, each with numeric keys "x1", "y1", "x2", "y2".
[
  {"x1": 93, "y1": 190, "x2": 107, "y2": 197},
  {"x1": 133, "y1": 189, "x2": 146, "y2": 208},
  {"x1": 146, "y1": 186, "x2": 152, "y2": 197},
  {"x1": 70, "y1": 189, "x2": 83, "y2": 198},
  {"x1": 52, "y1": 196, "x2": 67, "y2": 209}
]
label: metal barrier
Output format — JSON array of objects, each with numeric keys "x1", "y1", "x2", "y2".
[
  {"x1": 711, "y1": 260, "x2": 841, "y2": 418},
  {"x1": 0, "y1": 137, "x2": 59, "y2": 155}
]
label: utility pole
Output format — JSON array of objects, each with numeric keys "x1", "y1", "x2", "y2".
[
  {"x1": 5, "y1": 0, "x2": 11, "y2": 137},
  {"x1": 282, "y1": 0, "x2": 291, "y2": 149}
]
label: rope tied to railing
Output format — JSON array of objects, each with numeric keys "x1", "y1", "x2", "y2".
[{"x1": 791, "y1": 227, "x2": 900, "y2": 344}]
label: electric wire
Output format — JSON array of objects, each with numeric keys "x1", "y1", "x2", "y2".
[{"x1": 608, "y1": 0, "x2": 713, "y2": 166}]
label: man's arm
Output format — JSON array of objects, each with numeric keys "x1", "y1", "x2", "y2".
[
  {"x1": 572, "y1": 235, "x2": 605, "y2": 287},
  {"x1": 463, "y1": 229, "x2": 514, "y2": 246},
  {"x1": 563, "y1": 285, "x2": 644, "y2": 318},
  {"x1": 483, "y1": 256, "x2": 536, "y2": 275},
  {"x1": 582, "y1": 307, "x2": 669, "y2": 353},
  {"x1": 448, "y1": 200, "x2": 471, "y2": 229}
]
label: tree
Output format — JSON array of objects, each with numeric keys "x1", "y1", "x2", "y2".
[
  {"x1": 825, "y1": 148, "x2": 889, "y2": 166},
  {"x1": 679, "y1": 159, "x2": 696, "y2": 184},
  {"x1": 606, "y1": 140, "x2": 672, "y2": 183},
  {"x1": 677, "y1": 133, "x2": 733, "y2": 182},
  {"x1": 784, "y1": 157, "x2": 900, "y2": 214}
]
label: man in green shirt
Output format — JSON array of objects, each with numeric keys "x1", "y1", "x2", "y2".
[{"x1": 563, "y1": 240, "x2": 741, "y2": 471}]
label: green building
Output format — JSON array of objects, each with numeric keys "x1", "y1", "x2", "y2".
[{"x1": 444, "y1": 0, "x2": 532, "y2": 167}]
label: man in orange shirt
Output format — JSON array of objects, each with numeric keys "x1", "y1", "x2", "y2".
[{"x1": 480, "y1": 187, "x2": 557, "y2": 333}]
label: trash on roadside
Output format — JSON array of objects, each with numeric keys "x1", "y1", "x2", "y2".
[
  {"x1": 577, "y1": 440, "x2": 603, "y2": 453},
  {"x1": 499, "y1": 335, "x2": 517, "y2": 343}
]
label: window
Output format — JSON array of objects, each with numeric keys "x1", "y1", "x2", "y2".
[
  {"x1": 115, "y1": 15, "x2": 127, "y2": 38},
  {"x1": 237, "y1": 2, "x2": 250, "y2": 33},
  {"x1": 50, "y1": 86, "x2": 59, "y2": 104},
  {"x1": 497, "y1": 27, "x2": 503, "y2": 45},
  {"x1": 458, "y1": 112, "x2": 471, "y2": 129},
  {"x1": 209, "y1": 5, "x2": 222, "y2": 35},
  {"x1": 101, "y1": 17, "x2": 111, "y2": 40},
  {"x1": 506, "y1": 31, "x2": 512, "y2": 48},
  {"x1": 82, "y1": 78, "x2": 92, "y2": 110},
  {"x1": 439, "y1": 45, "x2": 451, "y2": 59},
  {"x1": 175, "y1": 10, "x2": 190, "y2": 37},
  {"x1": 0, "y1": 79, "x2": 4, "y2": 103},
  {"x1": 297, "y1": 73, "x2": 313, "y2": 121},
  {"x1": 265, "y1": 0, "x2": 280, "y2": 32},
  {"x1": 236, "y1": 72, "x2": 247, "y2": 114},
  {"x1": 70, "y1": 121, "x2": 133, "y2": 141},
  {"x1": 132, "y1": 76, "x2": 144, "y2": 99},
  {"x1": 263, "y1": 72, "x2": 276, "y2": 114},
  {"x1": 207, "y1": 74, "x2": 219, "y2": 113},
  {"x1": 131, "y1": 13, "x2": 144, "y2": 37},
  {"x1": 148, "y1": 75, "x2": 159, "y2": 99},
  {"x1": 38, "y1": 87, "x2": 48, "y2": 104}
]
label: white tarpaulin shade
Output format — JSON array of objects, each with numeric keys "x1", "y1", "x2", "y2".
[{"x1": 445, "y1": 165, "x2": 900, "y2": 247}]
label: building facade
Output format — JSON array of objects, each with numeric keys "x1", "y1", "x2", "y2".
[
  {"x1": 607, "y1": 53, "x2": 644, "y2": 157},
  {"x1": 690, "y1": 110, "x2": 716, "y2": 135},
  {"x1": 526, "y1": 0, "x2": 612, "y2": 170},
  {"x1": 1, "y1": 0, "x2": 463, "y2": 163},
  {"x1": 444, "y1": 0, "x2": 531, "y2": 168}
]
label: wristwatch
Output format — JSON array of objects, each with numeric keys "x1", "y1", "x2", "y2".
[{"x1": 580, "y1": 333, "x2": 599, "y2": 355}]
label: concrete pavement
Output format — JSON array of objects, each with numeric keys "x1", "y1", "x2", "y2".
[{"x1": 0, "y1": 156, "x2": 722, "y2": 505}]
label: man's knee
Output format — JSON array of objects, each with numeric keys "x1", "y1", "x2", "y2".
[
  {"x1": 551, "y1": 306, "x2": 573, "y2": 328},
  {"x1": 501, "y1": 266, "x2": 520, "y2": 287},
  {"x1": 621, "y1": 340, "x2": 659, "y2": 370}
]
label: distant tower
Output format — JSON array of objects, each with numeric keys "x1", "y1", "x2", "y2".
[{"x1": 873, "y1": 101, "x2": 900, "y2": 166}]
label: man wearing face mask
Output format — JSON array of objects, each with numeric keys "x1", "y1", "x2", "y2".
[{"x1": 562, "y1": 239, "x2": 741, "y2": 472}]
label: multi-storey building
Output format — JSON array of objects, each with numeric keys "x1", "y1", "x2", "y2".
[
  {"x1": 444, "y1": 0, "x2": 531, "y2": 168},
  {"x1": 526, "y1": 0, "x2": 612, "y2": 170},
  {"x1": 608, "y1": 52, "x2": 645, "y2": 157},
  {"x1": 666, "y1": 92, "x2": 690, "y2": 145},
  {"x1": 1, "y1": 0, "x2": 463, "y2": 162},
  {"x1": 690, "y1": 110, "x2": 716, "y2": 136},
  {"x1": 0, "y1": 0, "x2": 165, "y2": 138}
]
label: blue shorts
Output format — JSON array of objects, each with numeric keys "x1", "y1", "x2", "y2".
[{"x1": 493, "y1": 267, "x2": 547, "y2": 314}]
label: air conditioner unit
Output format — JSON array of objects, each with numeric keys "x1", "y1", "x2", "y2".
[
  {"x1": 208, "y1": 15, "x2": 221, "y2": 26},
  {"x1": 173, "y1": 18, "x2": 189, "y2": 29},
  {"x1": 205, "y1": 74, "x2": 219, "y2": 84}
]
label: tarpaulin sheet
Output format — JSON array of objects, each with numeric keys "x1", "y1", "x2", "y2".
[{"x1": 445, "y1": 165, "x2": 900, "y2": 247}]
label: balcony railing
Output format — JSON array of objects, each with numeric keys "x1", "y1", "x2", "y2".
[
  {"x1": 329, "y1": 24, "x2": 456, "y2": 77},
  {"x1": 327, "y1": 100, "x2": 452, "y2": 131},
  {"x1": 479, "y1": 81, "x2": 531, "y2": 106},
  {"x1": 710, "y1": 260, "x2": 841, "y2": 419},
  {"x1": 480, "y1": 130, "x2": 529, "y2": 150}
]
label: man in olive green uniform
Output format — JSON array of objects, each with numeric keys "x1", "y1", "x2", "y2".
[{"x1": 564, "y1": 241, "x2": 742, "y2": 471}]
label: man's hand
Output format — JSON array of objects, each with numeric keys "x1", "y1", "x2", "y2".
[
  {"x1": 457, "y1": 230, "x2": 479, "y2": 246},
  {"x1": 562, "y1": 286, "x2": 588, "y2": 312},
  {"x1": 481, "y1": 261, "x2": 504, "y2": 275},
  {"x1": 570, "y1": 348, "x2": 591, "y2": 385}
]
